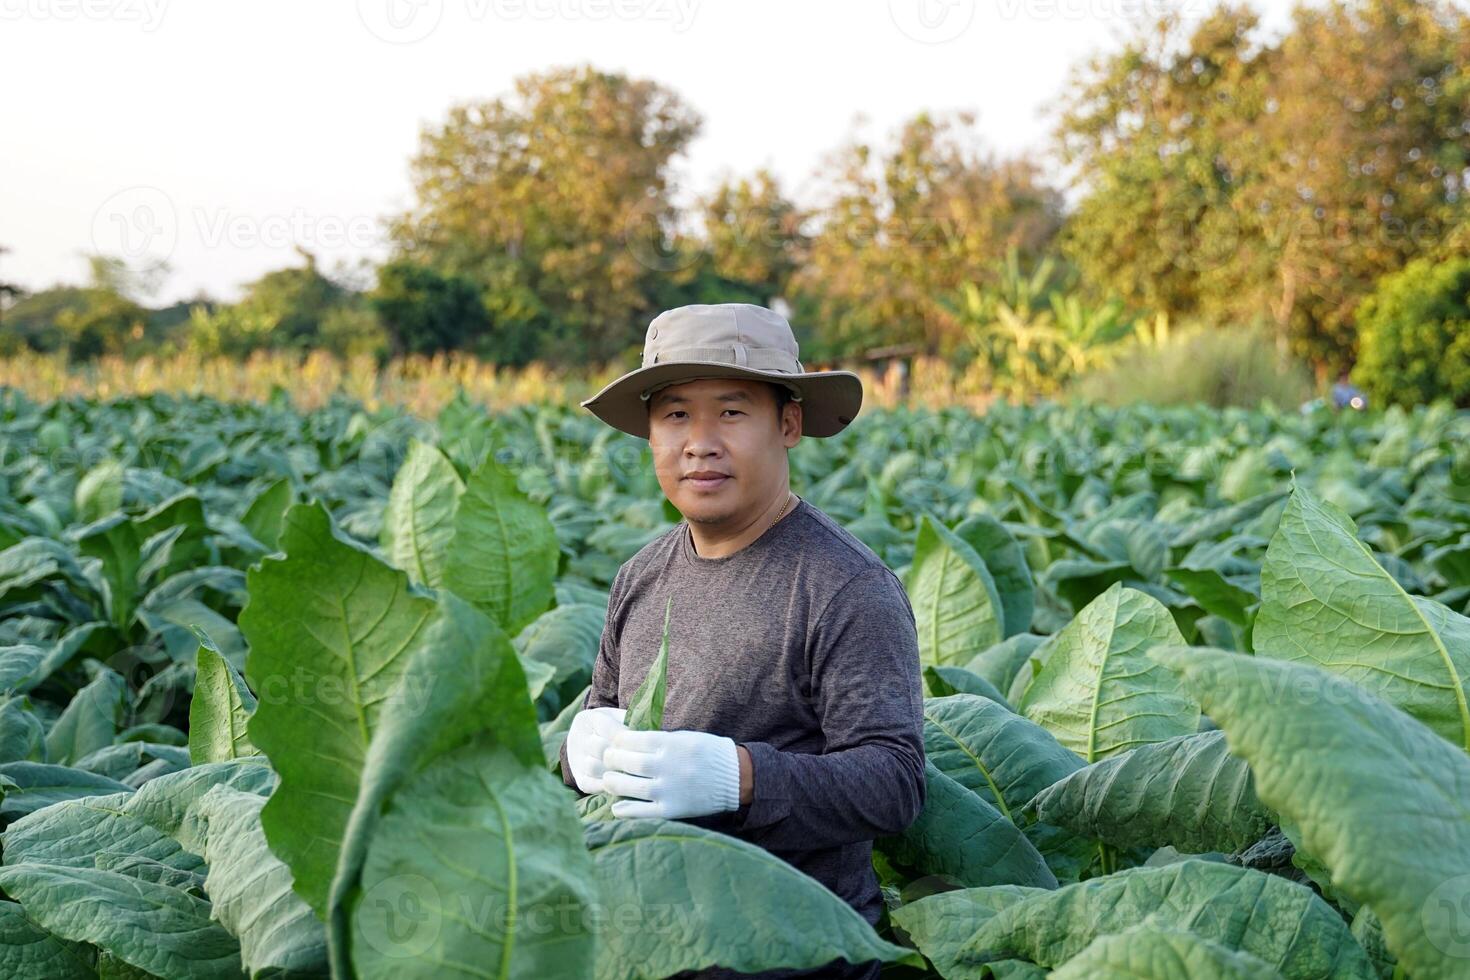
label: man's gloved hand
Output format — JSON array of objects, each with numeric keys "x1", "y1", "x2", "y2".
[
  {"x1": 601, "y1": 729, "x2": 741, "y2": 820},
  {"x1": 565, "y1": 706, "x2": 629, "y2": 794}
]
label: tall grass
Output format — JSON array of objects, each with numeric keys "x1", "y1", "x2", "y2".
[
  {"x1": 1068, "y1": 323, "x2": 1316, "y2": 410},
  {"x1": 1, "y1": 331, "x2": 1318, "y2": 416},
  {"x1": 0, "y1": 350, "x2": 996, "y2": 416}
]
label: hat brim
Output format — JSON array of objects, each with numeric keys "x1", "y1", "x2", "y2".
[{"x1": 580, "y1": 360, "x2": 863, "y2": 439}]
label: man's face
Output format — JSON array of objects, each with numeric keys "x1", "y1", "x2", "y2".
[{"x1": 647, "y1": 377, "x2": 801, "y2": 527}]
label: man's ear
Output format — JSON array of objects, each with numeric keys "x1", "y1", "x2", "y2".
[{"x1": 781, "y1": 399, "x2": 802, "y2": 446}]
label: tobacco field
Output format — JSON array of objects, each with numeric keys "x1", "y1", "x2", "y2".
[{"x1": 0, "y1": 386, "x2": 1468, "y2": 979}]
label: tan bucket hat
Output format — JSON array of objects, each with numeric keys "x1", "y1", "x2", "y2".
[{"x1": 581, "y1": 303, "x2": 863, "y2": 440}]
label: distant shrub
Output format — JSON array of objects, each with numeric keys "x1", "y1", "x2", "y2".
[
  {"x1": 1352, "y1": 256, "x2": 1470, "y2": 409},
  {"x1": 1070, "y1": 321, "x2": 1314, "y2": 409}
]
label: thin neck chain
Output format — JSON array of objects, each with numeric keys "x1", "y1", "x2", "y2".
[{"x1": 767, "y1": 492, "x2": 794, "y2": 535}]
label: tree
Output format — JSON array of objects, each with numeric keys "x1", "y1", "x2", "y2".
[
  {"x1": 791, "y1": 111, "x2": 1064, "y2": 359},
  {"x1": 1055, "y1": 0, "x2": 1470, "y2": 376},
  {"x1": 185, "y1": 249, "x2": 376, "y2": 356},
  {"x1": 1234, "y1": 0, "x2": 1470, "y2": 373},
  {"x1": 390, "y1": 63, "x2": 702, "y2": 365},
  {"x1": 373, "y1": 260, "x2": 506, "y2": 359},
  {"x1": 234, "y1": 248, "x2": 347, "y2": 348},
  {"x1": 697, "y1": 169, "x2": 807, "y2": 303},
  {"x1": 1352, "y1": 254, "x2": 1470, "y2": 407},
  {"x1": 51, "y1": 256, "x2": 152, "y2": 360},
  {"x1": 1055, "y1": 6, "x2": 1268, "y2": 323}
]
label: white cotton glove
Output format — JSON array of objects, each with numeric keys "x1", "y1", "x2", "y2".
[
  {"x1": 565, "y1": 706, "x2": 629, "y2": 795},
  {"x1": 601, "y1": 729, "x2": 742, "y2": 820}
]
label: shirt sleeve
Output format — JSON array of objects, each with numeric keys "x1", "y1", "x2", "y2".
[
  {"x1": 559, "y1": 565, "x2": 628, "y2": 792},
  {"x1": 724, "y1": 564, "x2": 927, "y2": 851}
]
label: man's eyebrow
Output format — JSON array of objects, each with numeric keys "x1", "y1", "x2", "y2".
[{"x1": 652, "y1": 390, "x2": 755, "y2": 408}]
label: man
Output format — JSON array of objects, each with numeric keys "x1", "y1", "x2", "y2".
[{"x1": 559, "y1": 303, "x2": 927, "y2": 980}]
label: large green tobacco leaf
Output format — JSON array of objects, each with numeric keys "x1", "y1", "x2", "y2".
[
  {"x1": 909, "y1": 514, "x2": 1005, "y2": 668},
  {"x1": 929, "y1": 861, "x2": 1374, "y2": 978},
  {"x1": 1, "y1": 764, "x2": 268, "y2": 978},
  {"x1": 75, "y1": 741, "x2": 189, "y2": 782},
  {"x1": 0, "y1": 695, "x2": 45, "y2": 762},
  {"x1": 964, "y1": 633, "x2": 1046, "y2": 694},
  {"x1": 586, "y1": 818, "x2": 924, "y2": 980},
  {"x1": 514, "y1": 602, "x2": 604, "y2": 710},
  {"x1": 188, "y1": 631, "x2": 257, "y2": 765},
  {"x1": 890, "y1": 886, "x2": 1045, "y2": 979},
  {"x1": 1254, "y1": 484, "x2": 1470, "y2": 750},
  {"x1": 1017, "y1": 583, "x2": 1197, "y2": 762},
  {"x1": 1163, "y1": 535, "x2": 1263, "y2": 629},
  {"x1": 380, "y1": 439, "x2": 464, "y2": 589},
  {"x1": 1151, "y1": 646, "x2": 1470, "y2": 980},
  {"x1": 1349, "y1": 906, "x2": 1396, "y2": 980},
  {"x1": 328, "y1": 593, "x2": 567, "y2": 978},
  {"x1": 877, "y1": 763, "x2": 1057, "y2": 890},
  {"x1": 4, "y1": 762, "x2": 273, "y2": 873},
  {"x1": 77, "y1": 494, "x2": 209, "y2": 627},
  {"x1": 240, "y1": 478, "x2": 295, "y2": 552},
  {"x1": 0, "y1": 538, "x2": 99, "y2": 607},
  {"x1": 541, "y1": 686, "x2": 588, "y2": 768},
  {"x1": 924, "y1": 665, "x2": 1011, "y2": 705},
  {"x1": 0, "y1": 862, "x2": 243, "y2": 979},
  {"x1": 920, "y1": 694, "x2": 1092, "y2": 882},
  {"x1": 953, "y1": 514, "x2": 1035, "y2": 638},
  {"x1": 1026, "y1": 730, "x2": 1274, "y2": 854},
  {"x1": 922, "y1": 694, "x2": 1081, "y2": 821},
  {"x1": 241, "y1": 501, "x2": 438, "y2": 916},
  {"x1": 44, "y1": 665, "x2": 126, "y2": 765},
  {"x1": 0, "y1": 762, "x2": 132, "y2": 821},
  {"x1": 1048, "y1": 926, "x2": 1283, "y2": 980},
  {"x1": 443, "y1": 459, "x2": 559, "y2": 634},
  {"x1": 73, "y1": 458, "x2": 123, "y2": 523},
  {"x1": 187, "y1": 786, "x2": 329, "y2": 978},
  {"x1": 351, "y1": 744, "x2": 596, "y2": 980},
  {"x1": 0, "y1": 900, "x2": 94, "y2": 978}
]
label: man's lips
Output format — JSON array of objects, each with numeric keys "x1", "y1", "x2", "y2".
[{"x1": 683, "y1": 473, "x2": 730, "y2": 489}]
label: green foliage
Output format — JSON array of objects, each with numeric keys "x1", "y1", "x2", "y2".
[
  {"x1": 1072, "y1": 321, "x2": 1315, "y2": 409},
  {"x1": 0, "y1": 391, "x2": 1468, "y2": 976},
  {"x1": 1016, "y1": 583, "x2": 1198, "y2": 763},
  {"x1": 1056, "y1": 0, "x2": 1470, "y2": 374},
  {"x1": 390, "y1": 63, "x2": 702, "y2": 366},
  {"x1": 942, "y1": 249, "x2": 1139, "y2": 397},
  {"x1": 1153, "y1": 646, "x2": 1470, "y2": 980},
  {"x1": 1353, "y1": 254, "x2": 1470, "y2": 409},
  {"x1": 1254, "y1": 483, "x2": 1470, "y2": 750},
  {"x1": 371, "y1": 259, "x2": 499, "y2": 359},
  {"x1": 791, "y1": 112, "x2": 1065, "y2": 357},
  {"x1": 898, "y1": 860, "x2": 1375, "y2": 977},
  {"x1": 586, "y1": 818, "x2": 924, "y2": 979},
  {"x1": 1026, "y1": 730, "x2": 1274, "y2": 854},
  {"x1": 186, "y1": 249, "x2": 379, "y2": 358}
]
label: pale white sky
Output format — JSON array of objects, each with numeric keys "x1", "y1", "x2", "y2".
[{"x1": 1, "y1": 0, "x2": 1302, "y2": 304}]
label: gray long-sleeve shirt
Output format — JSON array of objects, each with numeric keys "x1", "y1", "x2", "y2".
[{"x1": 559, "y1": 495, "x2": 927, "y2": 980}]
